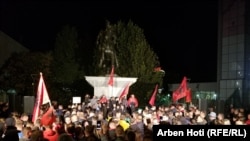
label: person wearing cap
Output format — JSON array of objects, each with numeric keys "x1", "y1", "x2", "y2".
[{"x1": 207, "y1": 112, "x2": 217, "y2": 125}]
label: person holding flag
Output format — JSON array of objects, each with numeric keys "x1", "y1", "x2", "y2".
[
  {"x1": 32, "y1": 73, "x2": 52, "y2": 123},
  {"x1": 119, "y1": 83, "x2": 130, "y2": 100},
  {"x1": 127, "y1": 94, "x2": 138, "y2": 114},
  {"x1": 32, "y1": 72, "x2": 58, "y2": 141},
  {"x1": 118, "y1": 83, "x2": 130, "y2": 108},
  {"x1": 172, "y1": 76, "x2": 188, "y2": 103}
]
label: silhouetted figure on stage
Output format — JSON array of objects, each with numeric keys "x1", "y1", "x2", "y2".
[
  {"x1": 127, "y1": 94, "x2": 138, "y2": 115},
  {"x1": 84, "y1": 94, "x2": 90, "y2": 105}
]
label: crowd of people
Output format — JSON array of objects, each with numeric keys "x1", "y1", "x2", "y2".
[{"x1": 0, "y1": 94, "x2": 249, "y2": 141}]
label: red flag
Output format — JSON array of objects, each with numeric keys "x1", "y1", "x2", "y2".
[
  {"x1": 32, "y1": 72, "x2": 51, "y2": 123},
  {"x1": 108, "y1": 66, "x2": 114, "y2": 86},
  {"x1": 149, "y1": 84, "x2": 159, "y2": 106},
  {"x1": 40, "y1": 106, "x2": 56, "y2": 126},
  {"x1": 185, "y1": 88, "x2": 192, "y2": 103},
  {"x1": 172, "y1": 92, "x2": 178, "y2": 102},
  {"x1": 172, "y1": 76, "x2": 188, "y2": 102},
  {"x1": 119, "y1": 83, "x2": 130, "y2": 100}
]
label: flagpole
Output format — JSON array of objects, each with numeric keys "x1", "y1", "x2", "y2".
[
  {"x1": 32, "y1": 72, "x2": 52, "y2": 123},
  {"x1": 112, "y1": 69, "x2": 114, "y2": 97},
  {"x1": 40, "y1": 72, "x2": 52, "y2": 107},
  {"x1": 112, "y1": 80, "x2": 114, "y2": 97},
  {"x1": 108, "y1": 66, "x2": 114, "y2": 97}
]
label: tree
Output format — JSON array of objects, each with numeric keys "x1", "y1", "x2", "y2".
[
  {"x1": 115, "y1": 21, "x2": 160, "y2": 80},
  {"x1": 93, "y1": 20, "x2": 162, "y2": 107},
  {"x1": 52, "y1": 25, "x2": 80, "y2": 84},
  {"x1": 77, "y1": 31, "x2": 96, "y2": 76},
  {"x1": 51, "y1": 25, "x2": 93, "y2": 104},
  {"x1": 0, "y1": 51, "x2": 53, "y2": 96}
]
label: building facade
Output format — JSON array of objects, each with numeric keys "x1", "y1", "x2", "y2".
[
  {"x1": 218, "y1": 0, "x2": 250, "y2": 111},
  {"x1": 0, "y1": 31, "x2": 29, "y2": 67},
  {"x1": 0, "y1": 31, "x2": 29, "y2": 113}
]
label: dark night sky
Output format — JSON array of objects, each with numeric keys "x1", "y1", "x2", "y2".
[{"x1": 0, "y1": 1, "x2": 218, "y2": 83}]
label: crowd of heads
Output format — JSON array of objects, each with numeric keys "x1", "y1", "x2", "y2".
[{"x1": 0, "y1": 94, "x2": 248, "y2": 141}]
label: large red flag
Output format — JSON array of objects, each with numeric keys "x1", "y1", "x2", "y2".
[
  {"x1": 172, "y1": 76, "x2": 188, "y2": 102},
  {"x1": 119, "y1": 83, "x2": 130, "y2": 100},
  {"x1": 32, "y1": 72, "x2": 51, "y2": 123},
  {"x1": 149, "y1": 84, "x2": 159, "y2": 106},
  {"x1": 185, "y1": 88, "x2": 192, "y2": 103},
  {"x1": 108, "y1": 66, "x2": 114, "y2": 86}
]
